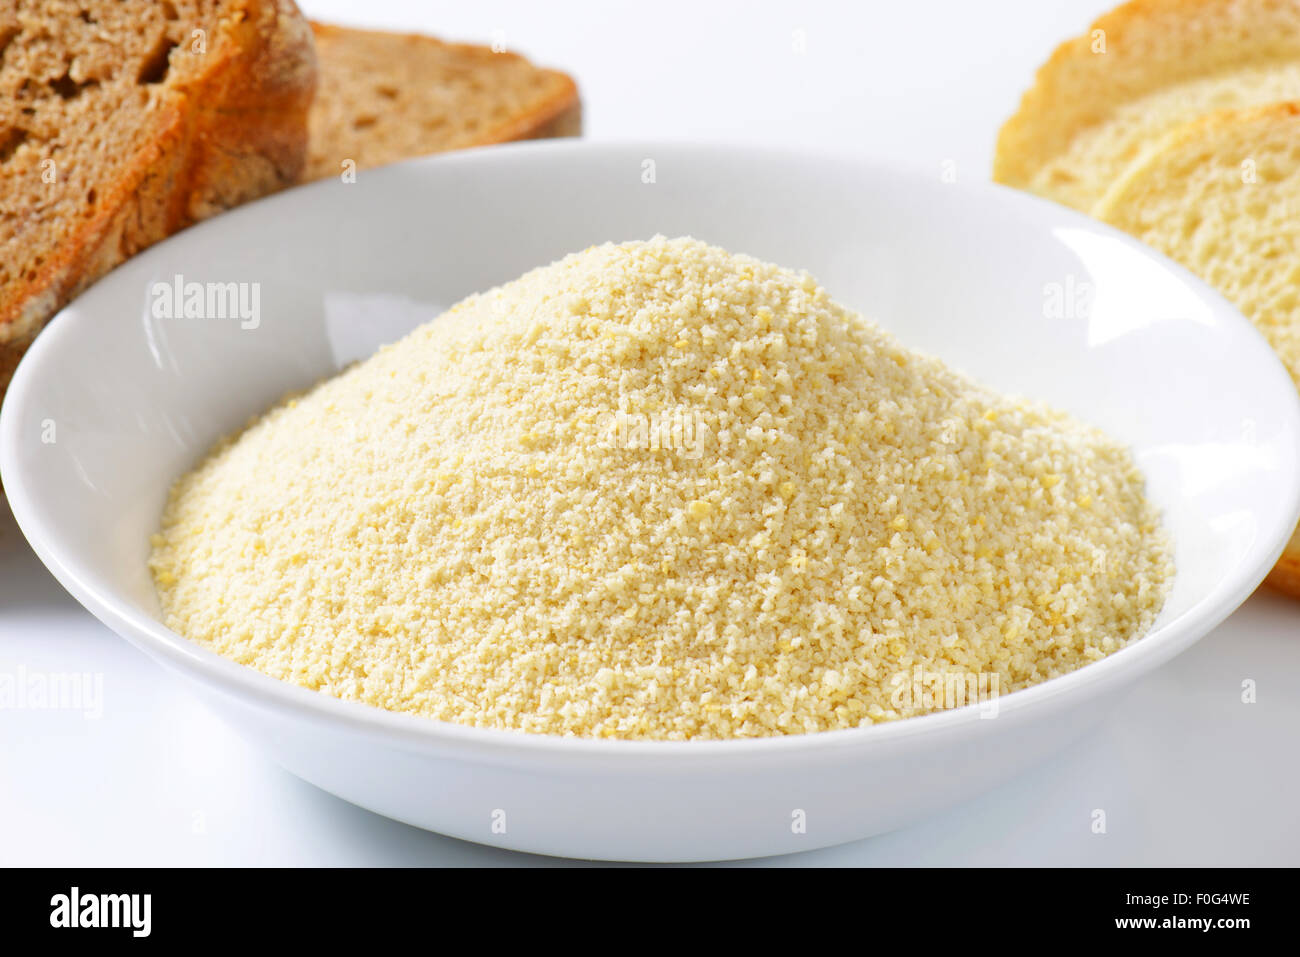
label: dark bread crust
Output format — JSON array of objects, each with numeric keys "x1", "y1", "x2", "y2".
[{"x1": 0, "y1": 0, "x2": 316, "y2": 352}]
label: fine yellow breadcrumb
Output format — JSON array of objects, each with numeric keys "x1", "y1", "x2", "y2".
[{"x1": 149, "y1": 236, "x2": 1173, "y2": 740}]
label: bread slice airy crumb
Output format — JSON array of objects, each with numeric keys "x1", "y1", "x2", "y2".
[
  {"x1": 1092, "y1": 101, "x2": 1300, "y2": 596},
  {"x1": 0, "y1": 0, "x2": 317, "y2": 394},
  {"x1": 993, "y1": 0, "x2": 1300, "y2": 212},
  {"x1": 304, "y1": 22, "x2": 580, "y2": 181}
]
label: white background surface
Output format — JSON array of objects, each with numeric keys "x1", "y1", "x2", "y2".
[{"x1": 2, "y1": 0, "x2": 1297, "y2": 866}]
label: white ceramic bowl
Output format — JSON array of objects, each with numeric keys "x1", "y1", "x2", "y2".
[{"x1": 3, "y1": 142, "x2": 1299, "y2": 862}]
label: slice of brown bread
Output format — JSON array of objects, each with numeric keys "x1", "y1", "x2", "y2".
[
  {"x1": 305, "y1": 22, "x2": 580, "y2": 181},
  {"x1": 0, "y1": 0, "x2": 316, "y2": 395}
]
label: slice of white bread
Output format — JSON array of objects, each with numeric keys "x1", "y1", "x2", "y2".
[
  {"x1": 305, "y1": 23, "x2": 580, "y2": 181},
  {"x1": 994, "y1": 0, "x2": 1300, "y2": 212},
  {"x1": 1093, "y1": 102, "x2": 1300, "y2": 596},
  {"x1": 0, "y1": 0, "x2": 316, "y2": 395}
]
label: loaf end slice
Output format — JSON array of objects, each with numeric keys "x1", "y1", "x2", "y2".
[
  {"x1": 0, "y1": 0, "x2": 317, "y2": 394},
  {"x1": 305, "y1": 22, "x2": 580, "y2": 181}
]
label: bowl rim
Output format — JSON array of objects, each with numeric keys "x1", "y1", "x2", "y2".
[{"x1": 3, "y1": 138, "x2": 1299, "y2": 762}]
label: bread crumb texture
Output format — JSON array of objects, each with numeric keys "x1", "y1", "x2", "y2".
[
  {"x1": 304, "y1": 22, "x2": 579, "y2": 180},
  {"x1": 1031, "y1": 62, "x2": 1300, "y2": 211},
  {"x1": 992, "y1": 0, "x2": 1300, "y2": 212},
  {"x1": 151, "y1": 237, "x2": 1173, "y2": 740},
  {"x1": 1095, "y1": 102, "x2": 1300, "y2": 391}
]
